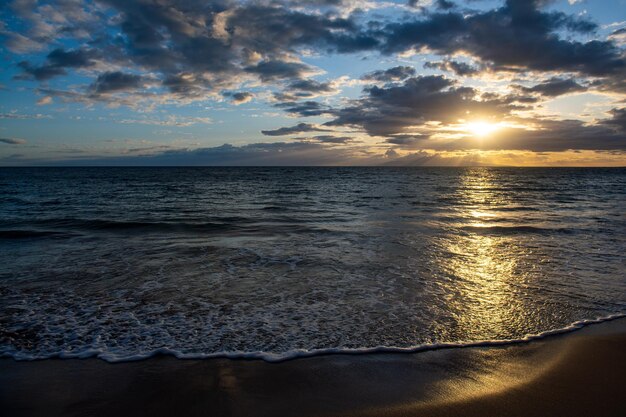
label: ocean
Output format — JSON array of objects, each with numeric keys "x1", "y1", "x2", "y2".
[{"x1": 1, "y1": 167, "x2": 625, "y2": 361}]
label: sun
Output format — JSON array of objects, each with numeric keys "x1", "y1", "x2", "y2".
[{"x1": 466, "y1": 121, "x2": 499, "y2": 137}]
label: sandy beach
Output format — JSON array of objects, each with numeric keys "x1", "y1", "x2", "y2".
[{"x1": 1, "y1": 317, "x2": 625, "y2": 417}]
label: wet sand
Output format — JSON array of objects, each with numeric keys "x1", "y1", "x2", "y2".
[{"x1": 1, "y1": 318, "x2": 625, "y2": 417}]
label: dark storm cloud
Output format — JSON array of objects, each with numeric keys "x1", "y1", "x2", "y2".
[
  {"x1": 514, "y1": 77, "x2": 587, "y2": 97},
  {"x1": 262, "y1": 123, "x2": 330, "y2": 136},
  {"x1": 90, "y1": 72, "x2": 144, "y2": 94},
  {"x1": 325, "y1": 75, "x2": 518, "y2": 136},
  {"x1": 361, "y1": 66, "x2": 416, "y2": 82},
  {"x1": 424, "y1": 60, "x2": 480, "y2": 76}
]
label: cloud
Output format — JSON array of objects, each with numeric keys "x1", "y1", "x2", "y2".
[
  {"x1": 513, "y1": 77, "x2": 587, "y2": 97},
  {"x1": 2, "y1": 0, "x2": 625, "y2": 160},
  {"x1": 382, "y1": 150, "x2": 448, "y2": 166},
  {"x1": 275, "y1": 100, "x2": 333, "y2": 117},
  {"x1": 16, "y1": 48, "x2": 96, "y2": 81},
  {"x1": 0, "y1": 112, "x2": 51, "y2": 120},
  {"x1": 5, "y1": 0, "x2": 374, "y2": 105},
  {"x1": 245, "y1": 60, "x2": 317, "y2": 81},
  {"x1": 90, "y1": 72, "x2": 145, "y2": 94},
  {"x1": 262, "y1": 123, "x2": 331, "y2": 136},
  {"x1": 385, "y1": 135, "x2": 430, "y2": 147},
  {"x1": 601, "y1": 108, "x2": 626, "y2": 132},
  {"x1": 325, "y1": 75, "x2": 518, "y2": 136},
  {"x1": 36, "y1": 96, "x2": 53, "y2": 105},
  {"x1": 39, "y1": 142, "x2": 379, "y2": 166},
  {"x1": 306, "y1": 135, "x2": 352, "y2": 143},
  {"x1": 424, "y1": 60, "x2": 480, "y2": 76},
  {"x1": 284, "y1": 79, "x2": 338, "y2": 98},
  {"x1": 361, "y1": 66, "x2": 416, "y2": 82},
  {"x1": 223, "y1": 3, "x2": 377, "y2": 54},
  {"x1": 435, "y1": 119, "x2": 626, "y2": 152},
  {"x1": 0, "y1": 138, "x2": 27, "y2": 145},
  {"x1": 227, "y1": 92, "x2": 254, "y2": 105},
  {"x1": 290, "y1": 135, "x2": 353, "y2": 143},
  {"x1": 435, "y1": 0, "x2": 456, "y2": 10},
  {"x1": 301, "y1": 74, "x2": 625, "y2": 152},
  {"x1": 16, "y1": 61, "x2": 66, "y2": 81},
  {"x1": 4, "y1": 0, "x2": 625, "y2": 112},
  {"x1": 4, "y1": 33, "x2": 46, "y2": 54},
  {"x1": 119, "y1": 116, "x2": 212, "y2": 127},
  {"x1": 408, "y1": 0, "x2": 455, "y2": 10},
  {"x1": 382, "y1": 0, "x2": 624, "y2": 78}
]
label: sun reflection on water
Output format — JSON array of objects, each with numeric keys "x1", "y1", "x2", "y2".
[{"x1": 441, "y1": 168, "x2": 526, "y2": 340}]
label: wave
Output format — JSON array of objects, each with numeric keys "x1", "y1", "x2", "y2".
[
  {"x1": 0, "y1": 230, "x2": 74, "y2": 239},
  {"x1": 0, "y1": 218, "x2": 344, "y2": 237},
  {"x1": 261, "y1": 205, "x2": 288, "y2": 211},
  {"x1": 460, "y1": 225, "x2": 573, "y2": 235},
  {"x1": 2, "y1": 313, "x2": 624, "y2": 363},
  {"x1": 493, "y1": 206, "x2": 541, "y2": 212},
  {"x1": 4, "y1": 219, "x2": 242, "y2": 234},
  {"x1": 81, "y1": 219, "x2": 240, "y2": 232}
]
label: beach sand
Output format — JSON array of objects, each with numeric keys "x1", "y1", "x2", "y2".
[{"x1": 1, "y1": 317, "x2": 625, "y2": 417}]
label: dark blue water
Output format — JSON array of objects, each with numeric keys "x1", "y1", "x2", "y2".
[{"x1": 1, "y1": 167, "x2": 625, "y2": 361}]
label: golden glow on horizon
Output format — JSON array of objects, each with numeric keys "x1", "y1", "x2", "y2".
[{"x1": 379, "y1": 148, "x2": 626, "y2": 167}]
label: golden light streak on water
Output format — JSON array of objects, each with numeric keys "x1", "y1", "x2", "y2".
[{"x1": 441, "y1": 169, "x2": 525, "y2": 339}]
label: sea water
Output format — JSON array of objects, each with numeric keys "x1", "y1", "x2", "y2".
[{"x1": 1, "y1": 167, "x2": 624, "y2": 361}]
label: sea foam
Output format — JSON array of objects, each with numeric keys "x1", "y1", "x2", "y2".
[{"x1": 2, "y1": 313, "x2": 624, "y2": 363}]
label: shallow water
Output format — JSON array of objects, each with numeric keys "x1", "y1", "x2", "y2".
[{"x1": 1, "y1": 167, "x2": 625, "y2": 361}]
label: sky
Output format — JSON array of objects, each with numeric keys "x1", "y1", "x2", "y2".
[{"x1": 0, "y1": 0, "x2": 625, "y2": 166}]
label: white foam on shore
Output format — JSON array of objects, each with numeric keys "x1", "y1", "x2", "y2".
[{"x1": 2, "y1": 312, "x2": 624, "y2": 363}]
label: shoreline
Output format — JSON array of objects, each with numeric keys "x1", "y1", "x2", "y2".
[
  {"x1": 1, "y1": 317, "x2": 625, "y2": 417},
  {"x1": 3, "y1": 312, "x2": 625, "y2": 363}
]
